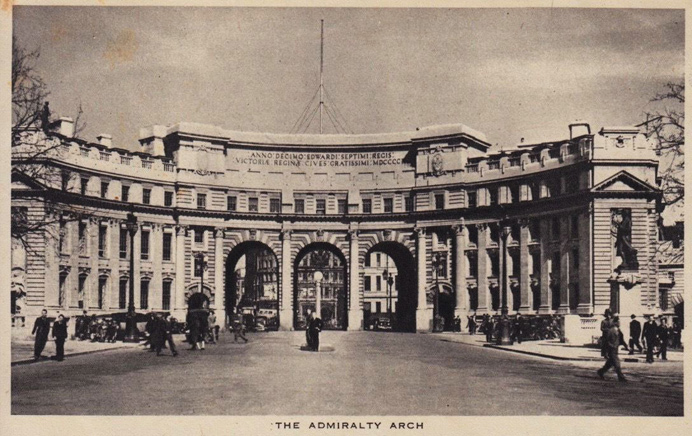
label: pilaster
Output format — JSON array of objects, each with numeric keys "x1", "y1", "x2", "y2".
[
  {"x1": 280, "y1": 230, "x2": 293, "y2": 331},
  {"x1": 519, "y1": 219, "x2": 532, "y2": 313},
  {"x1": 453, "y1": 224, "x2": 468, "y2": 315},
  {"x1": 415, "y1": 227, "x2": 432, "y2": 332},
  {"x1": 476, "y1": 224, "x2": 489, "y2": 313},
  {"x1": 348, "y1": 230, "x2": 362, "y2": 330}
]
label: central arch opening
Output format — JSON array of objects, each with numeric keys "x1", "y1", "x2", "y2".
[
  {"x1": 294, "y1": 243, "x2": 347, "y2": 330},
  {"x1": 224, "y1": 242, "x2": 279, "y2": 331},
  {"x1": 364, "y1": 242, "x2": 416, "y2": 332}
]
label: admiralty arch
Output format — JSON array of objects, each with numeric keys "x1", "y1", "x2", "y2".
[{"x1": 11, "y1": 117, "x2": 662, "y2": 340}]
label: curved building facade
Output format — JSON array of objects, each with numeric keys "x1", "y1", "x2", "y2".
[{"x1": 11, "y1": 118, "x2": 663, "y2": 338}]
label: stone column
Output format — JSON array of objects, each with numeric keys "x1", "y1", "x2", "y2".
[
  {"x1": 175, "y1": 226, "x2": 187, "y2": 315},
  {"x1": 538, "y1": 218, "x2": 552, "y2": 314},
  {"x1": 558, "y1": 216, "x2": 571, "y2": 314},
  {"x1": 476, "y1": 224, "x2": 489, "y2": 313},
  {"x1": 151, "y1": 224, "x2": 163, "y2": 310},
  {"x1": 214, "y1": 228, "x2": 224, "y2": 314},
  {"x1": 280, "y1": 230, "x2": 293, "y2": 331},
  {"x1": 453, "y1": 224, "x2": 468, "y2": 315},
  {"x1": 577, "y1": 210, "x2": 593, "y2": 314},
  {"x1": 133, "y1": 222, "x2": 141, "y2": 310},
  {"x1": 519, "y1": 219, "x2": 532, "y2": 313},
  {"x1": 415, "y1": 227, "x2": 432, "y2": 332},
  {"x1": 347, "y1": 230, "x2": 363, "y2": 330},
  {"x1": 89, "y1": 218, "x2": 100, "y2": 310},
  {"x1": 108, "y1": 220, "x2": 121, "y2": 310}
]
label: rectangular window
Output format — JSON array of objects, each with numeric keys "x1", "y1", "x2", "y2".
[
  {"x1": 120, "y1": 228, "x2": 128, "y2": 259},
  {"x1": 468, "y1": 226, "x2": 478, "y2": 245},
  {"x1": 58, "y1": 274, "x2": 67, "y2": 307},
  {"x1": 490, "y1": 225, "x2": 500, "y2": 245},
  {"x1": 78, "y1": 275, "x2": 86, "y2": 309},
  {"x1": 270, "y1": 198, "x2": 281, "y2": 213},
  {"x1": 376, "y1": 302, "x2": 382, "y2": 313},
  {"x1": 97, "y1": 277, "x2": 106, "y2": 309},
  {"x1": 140, "y1": 280, "x2": 149, "y2": 310},
  {"x1": 316, "y1": 199, "x2": 326, "y2": 215},
  {"x1": 488, "y1": 188, "x2": 498, "y2": 206},
  {"x1": 376, "y1": 276, "x2": 382, "y2": 291},
  {"x1": 227, "y1": 195, "x2": 237, "y2": 211},
  {"x1": 552, "y1": 217, "x2": 560, "y2": 240},
  {"x1": 197, "y1": 193, "x2": 206, "y2": 209},
  {"x1": 404, "y1": 196, "x2": 413, "y2": 212},
  {"x1": 384, "y1": 198, "x2": 394, "y2": 213},
  {"x1": 571, "y1": 216, "x2": 579, "y2": 239},
  {"x1": 530, "y1": 221, "x2": 541, "y2": 241},
  {"x1": 80, "y1": 178, "x2": 88, "y2": 195},
  {"x1": 510, "y1": 185, "x2": 519, "y2": 203},
  {"x1": 61, "y1": 171, "x2": 70, "y2": 191},
  {"x1": 164, "y1": 191, "x2": 174, "y2": 207},
  {"x1": 512, "y1": 253, "x2": 520, "y2": 277},
  {"x1": 163, "y1": 233, "x2": 172, "y2": 261},
  {"x1": 98, "y1": 225, "x2": 107, "y2": 257},
  {"x1": 119, "y1": 278, "x2": 127, "y2": 309},
  {"x1": 141, "y1": 230, "x2": 150, "y2": 260},
  {"x1": 490, "y1": 252, "x2": 500, "y2": 277},
  {"x1": 121, "y1": 185, "x2": 130, "y2": 202},
  {"x1": 362, "y1": 199, "x2": 372, "y2": 214},
  {"x1": 295, "y1": 199, "x2": 305, "y2": 214},
  {"x1": 572, "y1": 248, "x2": 579, "y2": 268},
  {"x1": 467, "y1": 191, "x2": 477, "y2": 208},
  {"x1": 101, "y1": 181, "x2": 108, "y2": 198},
  {"x1": 78, "y1": 222, "x2": 87, "y2": 252},
  {"x1": 338, "y1": 199, "x2": 347, "y2": 214},
  {"x1": 249, "y1": 197, "x2": 259, "y2": 212},
  {"x1": 365, "y1": 254, "x2": 371, "y2": 267},
  {"x1": 162, "y1": 281, "x2": 172, "y2": 310},
  {"x1": 194, "y1": 229, "x2": 205, "y2": 245},
  {"x1": 551, "y1": 252, "x2": 561, "y2": 277},
  {"x1": 377, "y1": 253, "x2": 381, "y2": 266},
  {"x1": 434, "y1": 193, "x2": 445, "y2": 210},
  {"x1": 468, "y1": 253, "x2": 478, "y2": 277},
  {"x1": 59, "y1": 219, "x2": 66, "y2": 253},
  {"x1": 364, "y1": 276, "x2": 371, "y2": 291},
  {"x1": 142, "y1": 188, "x2": 151, "y2": 205}
]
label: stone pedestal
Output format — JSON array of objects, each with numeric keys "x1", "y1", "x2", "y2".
[
  {"x1": 279, "y1": 309, "x2": 293, "y2": 331},
  {"x1": 609, "y1": 270, "x2": 643, "y2": 342},
  {"x1": 348, "y1": 310, "x2": 363, "y2": 331},
  {"x1": 416, "y1": 307, "x2": 433, "y2": 332},
  {"x1": 561, "y1": 314, "x2": 593, "y2": 345}
]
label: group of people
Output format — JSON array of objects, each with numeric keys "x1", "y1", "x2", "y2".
[
  {"x1": 598, "y1": 309, "x2": 682, "y2": 382},
  {"x1": 467, "y1": 313, "x2": 561, "y2": 343},
  {"x1": 145, "y1": 312, "x2": 179, "y2": 356},
  {"x1": 75, "y1": 311, "x2": 119, "y2": 343},
  {"x1": 31, "y1": 309, "x2": 68, "y2": 362}
]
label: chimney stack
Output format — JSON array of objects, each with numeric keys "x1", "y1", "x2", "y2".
[
  {"x1": 97, "y1": 134, "x2": 113, "y2": 148},
  {"x1": 58, "y1": 117, "x2": 74, "y2": 138}
]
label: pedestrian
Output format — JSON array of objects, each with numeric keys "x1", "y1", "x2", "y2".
[
  {"x1": 31, "y1": 309, "x2": 51, "y2": 361},
  {"x1": 187, "y1": 312, "x2": 201, "y2": 350},
  {"x1": 306, "y1": 310, "x2": 323, "y2": 352},
  {"x1": 232, "y1": 309, "x2": 248, "y2": 343},
  {"x1": 164, "y1": 314, "x2": 178, "y2": 356},
  {"x1": 145, "y1": 312, "x2": 156, "y2": 351},
  {"x1": 151, "y1": 312, "x2": 167, "y2": 356},
  {"x1": 628, "y1": 314, "x2": 643, "y2": 355},
  {"x1": 671, "y1": 320, "x2": 682, "y2": 349},
  {"x1": 657, "y1": 318, "x2": 670, "y2": 361},
  {"x1": 642, "y1": 315, "x2": 658, "y2": 364},
  {"x1": 600, "y1": 308, "x2": 613, "y2": 357},
  {"x1": 467, "y1": 315, "x2": 477, "y2": 335},
  {"x1": 485, "y1": 316, "x2": 495, "y2": 343},
  {"x1": 454, "y1": 315, "x2": 461, "y2": 332},
  {"x1": 51, "y1": 314, "x2": 68, "y2": 361},
  {"x1": 512, "y1": 314, "x2": 523, "y2": 344},
  {"x1": 208, "y1": 310, "x2": 219, "y2": 343},
  {"x1": 597, "y1": 317, "x2": 627, "y2": 382}
]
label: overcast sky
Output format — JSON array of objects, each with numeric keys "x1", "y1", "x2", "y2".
[{"x1": 13, "y1": 7, "x2": 684, "y2": 150}]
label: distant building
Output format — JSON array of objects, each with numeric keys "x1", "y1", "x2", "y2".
[{"x1": 658, "y1": 221, "x2": 684, "y2": 323}]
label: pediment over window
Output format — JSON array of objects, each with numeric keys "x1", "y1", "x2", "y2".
[{"x1": 592, "y1": 170, "x2": 659, "y2": 194}]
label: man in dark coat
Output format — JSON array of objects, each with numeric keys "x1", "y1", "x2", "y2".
[
  {"x1": 512, "y1": 314, "x2": 523, "y2": 344},
  {"x1": 306, "y1": 311, "x2": 323, "y2": 352},
  {"x1": 597, "y1": 317, "x2": 627, "y2": 382},
  {"x1": 628, "y1": 314, "x2": 643, "y2": 355},
  {"x1": 32, "y1": 309, "x2": 51, "y2": 361},
  {"x1": 642, "y1": 315, "x2": 658, "y2": 364},
  {"x1": 151, "y1": 312, "x2": 167, "y2": 356},
  {"x1": 657, "y1": 318, "x2": 670, "y2": 360},
  {"x1": 51, "y1": 314, "x2": 68, "y2": 361},
  {"x1": 600, "y1": 309, "x2": 613, "y2": 357}
]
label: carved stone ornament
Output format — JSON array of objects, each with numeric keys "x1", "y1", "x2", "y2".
[
  {"x1": 431, "y1": 151, "x2": 444, "y2": 176},
  {"x1": 383, "y1": 229, "x2": 392, "y2": 241},
  {"x1": 249, "y1": 229, "x2": 257, "y2": 241},
  {"x1": 316, "y1": 229, "x2": 325, "y2": 241},
  {"x1": 347, "y1": 229, "x2": 358, "y2": 240}
]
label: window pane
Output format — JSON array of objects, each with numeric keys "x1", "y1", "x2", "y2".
[
  {"x1": 122, "y1": 185, "x2": 130, "y2": 202},
  {"x1": 363, "y1": 199, "x2": 372, "y2": 213},
  {"x1": 270, "y1": 198, "x2": 281, "y2": 213},
  {"x1": 295, "y1": 199, "x2": 305, "y2": 214},
  {"x1": 164, "y1": 191, "x2": 173, "y2": 206},
  {"x1": 163, "y1": 233, "x2": 172, "y2": 261},
  {"x1": 143, "y1": 189, "x2": 151, "y2": 204},
  {"x1": 316, "y1": 199, "x2": 326, "y2": 215},
  {"x1": 227, "y1": 196, "x2": 237, "y2": 211},
  {"x1": 249, "y1": 197, "x2": 258, "y2": 212},
  {"x1": 435, "y1": 193, "x2": 445, "y2": 210},
  {"x1": 384, "y1": 198, "x2": 393, "y2": 213},
  {"x1": 338, "y1": 199, "x2": 347, "y2": 214},
  {"x1": 197, "y1": 193, "x2": 206, "y2": 209},
  {"x1": 141, "y1": 231, "x2": 149, "y2": 260}
]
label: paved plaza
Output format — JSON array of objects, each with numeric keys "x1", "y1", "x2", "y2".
[{"x1": 11, "y1": 331, "x2": 683, "y2": 416}]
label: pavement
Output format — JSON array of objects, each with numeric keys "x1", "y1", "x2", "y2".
[
  {"x1": 11, "y1": 330, "x2": 684, "y2": 415},
  {"x1": 436, "y1": 332, "x2": 685, "y2": 363},
  {"x1": 11, "y1": 336, "x2": 149, "y2": 365}
]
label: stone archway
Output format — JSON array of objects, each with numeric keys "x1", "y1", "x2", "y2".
[
  {"x1": 224, "y1": 241, "x2": 280, "y2": 331},
  {"x1": 364, "y1": 241, "x2": 417, "y2": 332},
  {"x1": 293, "y1": 242, "x2": 348, "y2": 330}
]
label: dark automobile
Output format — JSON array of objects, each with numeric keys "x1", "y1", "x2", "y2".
[{"x1": 367, "y1": 316, "x2": 393, "y2": 331}]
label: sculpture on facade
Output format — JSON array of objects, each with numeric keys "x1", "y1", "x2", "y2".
[{"x1": 612, "y1": 209, "x2": 639, "y2": 271}]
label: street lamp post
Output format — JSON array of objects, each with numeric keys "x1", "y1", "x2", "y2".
[
  {"x1": 196, "y1": 252, "x2": 208, "y2": 300},
  {"x1": 497, "y1": 223, "x2": 513, "y2": 345},
  {"x1": 123, "y1": 212, "x2": 139, "y2": 342},
  {"x1": 432, "y1": 252, "x2": 443, "y2": 332},
  {"x1": 382, "y1": 268, "x2": 394, "y2": 316}
]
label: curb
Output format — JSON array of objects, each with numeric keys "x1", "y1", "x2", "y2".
[
  {"x1": 11, "y1": 344, "x2": 135, "y2": 367},
  {"x1": 481, "y1": 344, "x2": 602, "y2": 361}
]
